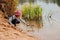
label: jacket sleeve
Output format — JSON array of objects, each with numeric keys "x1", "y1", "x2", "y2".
[
  {"x1": 8, "y1": 16, "x2": 14, "y2": 25},
  {"x1": 20, "y1": 18, "x2": 27, "y2": 25}
]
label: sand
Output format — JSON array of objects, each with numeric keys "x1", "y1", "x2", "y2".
[{"x1": 0, "y1": 11, "x2": 38, "y2": 40}]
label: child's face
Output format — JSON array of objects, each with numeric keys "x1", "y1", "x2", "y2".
[{"x1": 15, "y1": 15, "x2": 20, "y2": 18}]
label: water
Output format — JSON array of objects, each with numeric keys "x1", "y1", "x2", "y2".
[{"x1": 17, "y1": 0, "x2": 60, "y2": 40}]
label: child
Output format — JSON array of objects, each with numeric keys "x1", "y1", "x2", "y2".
[{"x1": 9, "y1": 10, "x2": 29, "y2": 26}]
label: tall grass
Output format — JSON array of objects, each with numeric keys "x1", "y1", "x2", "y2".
[{"x1": 21, "y1": 3, "x2": 42, "y2": 21}]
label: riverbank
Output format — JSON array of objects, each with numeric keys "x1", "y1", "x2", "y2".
[{"x1": 0, "y1": 11, "x2": 38, "y2": 40}]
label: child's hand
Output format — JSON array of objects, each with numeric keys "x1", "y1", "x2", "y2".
[{"x1": 26, "y1": 24, "x2": 30, "y2": 26}]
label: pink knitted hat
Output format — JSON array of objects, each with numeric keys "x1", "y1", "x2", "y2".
[{"x1": 15, "y1": 10, "x2": 22, "y2": 16}]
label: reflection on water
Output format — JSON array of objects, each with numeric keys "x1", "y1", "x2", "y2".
[
  {"x1": 17, "y1": 0, "x2": 60, "y2": 40},
  {"x1": 19, "y1": 0, "x2": 35, "y2": 4},
  {"x1": 56, "y1": 0, "x2": 60, "y2": 6},
  {"x1": 19, "y1": 0, "x2": 60, "y2": 6},
  {"x1": 28, "y1": 20, "x2": 42, "y2": 29}
]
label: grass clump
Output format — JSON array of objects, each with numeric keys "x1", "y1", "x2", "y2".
[{"x1": 21, "y1": 3, "x2": 42, "y2": 21}]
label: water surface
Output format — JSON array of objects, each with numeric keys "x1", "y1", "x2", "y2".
[{"x1": 17, "y1": 0, "x2": 60, "y2": 40}]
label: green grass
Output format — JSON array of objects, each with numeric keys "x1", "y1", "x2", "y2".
[{"x1": 21, "y1": 3, "x2": 42, "y2": 21}]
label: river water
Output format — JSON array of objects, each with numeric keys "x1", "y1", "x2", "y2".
[{"x1": 17, "y1": 0, "x2": 60, "y2": 40}]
